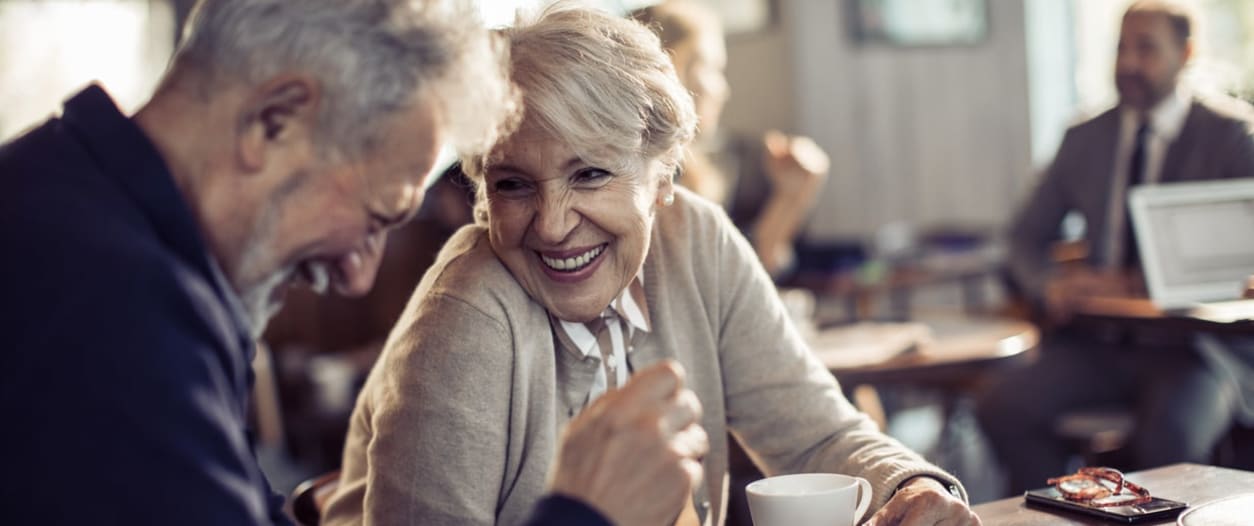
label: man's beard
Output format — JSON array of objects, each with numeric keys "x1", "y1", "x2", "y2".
[
  {"x1": 238, "y1": 271, "x2": 289, "y2": 337},
  {"x1": 234, "y1": 196, "x2": 291, "y2": 337},
  {"x1": 1116, "y1": 73, "x2": 1172, "y2": 110}
]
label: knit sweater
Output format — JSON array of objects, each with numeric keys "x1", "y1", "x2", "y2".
[{"x1": 323, "y1": 187, "x2": 964, "y2": 526}]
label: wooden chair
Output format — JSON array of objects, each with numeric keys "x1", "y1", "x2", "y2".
[{"x1": 290, "y1": 470, "x2": 341, "y2": 526}]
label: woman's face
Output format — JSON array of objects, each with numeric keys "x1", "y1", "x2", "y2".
[
  {"x1": 482, "y1": 124, "x2": 672, "y2": 322},
  {"x1": 672, "y1": 29, "x2": 729, "y2": 136}
]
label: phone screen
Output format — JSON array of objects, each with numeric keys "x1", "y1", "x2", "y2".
[{"x1": 1024, "y1": 487, "x2": 1188, "y2": 523}]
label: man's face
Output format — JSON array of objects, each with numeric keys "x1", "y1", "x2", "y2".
[
  {"x1": 232, "y1": 99, "x2": 444, "y2": 327},
  {"x1": 1116, "y1": 12, "x2": 1190, "y2": 111}
]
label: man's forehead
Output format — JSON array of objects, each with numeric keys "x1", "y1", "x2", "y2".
[{"x1": 1122, "y1": 12, "x2": 1178, "y2": 38}]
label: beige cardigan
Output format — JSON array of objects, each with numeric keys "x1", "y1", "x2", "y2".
[{"x1": 323, "y1": 188, "x2": 965, "y2": 526}]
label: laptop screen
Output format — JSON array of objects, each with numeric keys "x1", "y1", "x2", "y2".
[{"x1": 1130, "y1": 179, "x2": 1254, "y2": 307}]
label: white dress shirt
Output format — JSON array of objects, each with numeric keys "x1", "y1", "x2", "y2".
[
  {"x1": 1104, "y1": 84, "x2": 1192, "y2": 266},
  {"x1": 551, "y1": 274, "x2": 651, "y2": 405}
]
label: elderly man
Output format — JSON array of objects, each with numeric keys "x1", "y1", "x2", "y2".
[
  {"x1": 0, "y1": 1, "x2": 704, "y2": 525},
  {"x1": 979, "y1": 0, "x2": 1254, "y2": 495}
]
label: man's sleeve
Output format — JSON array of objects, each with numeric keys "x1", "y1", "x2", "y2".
[
  {"x1": 3, "y1": 267, "x2": 292, "y2": 525},
  {"x1": 1217, "y1": 115, "x2": 1254, "y2": 180},
  {"x1": 520, "y1": 495, "x2": 612, "y2": 526}
]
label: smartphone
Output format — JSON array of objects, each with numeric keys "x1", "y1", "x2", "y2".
[{"x1": 1024, "y1": 487, "x2": 1188, "y2": 523}]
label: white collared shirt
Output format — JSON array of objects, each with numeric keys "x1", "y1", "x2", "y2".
[
  {"x1": 550, "y1": 275, "x2": 651, "y2": 405},
  {"x1": 1105, "y1": 85, "x2": 1192, "y2": 266}
]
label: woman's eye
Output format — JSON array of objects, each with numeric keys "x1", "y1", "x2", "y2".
[
  {"x1": 492, "y1": 178, "x2": 532, "y2": 196},
  {"x1": 573, "y1": 168, "x2": 612, "y2": 188}
]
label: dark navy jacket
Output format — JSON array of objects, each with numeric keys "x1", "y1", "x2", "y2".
[
  {"x1": 0, "y1": 85, "x2": 608, "y2": 525},
  {"x1": 0, "y1": 85, "x2": 291, "y2": 525}
]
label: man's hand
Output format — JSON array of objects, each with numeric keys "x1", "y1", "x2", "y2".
[
  {"x1": 865, "y1": 477, "x2": 980, "y2": 526},
  {"x1": 548, "y1": 361, "x2": 708, "y2": 526}
]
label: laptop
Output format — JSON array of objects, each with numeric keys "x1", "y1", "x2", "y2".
[{"x1": 1128, "y1": 178, "x2": 1254, "y2": 322}]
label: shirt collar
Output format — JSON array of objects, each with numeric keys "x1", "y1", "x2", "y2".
[
  {"x1": 1121, "y1": 84, "x2": 1191, "y2": 142},
  {"x1": 551, "y1": 273, "x2": 650, "y2": 358}
]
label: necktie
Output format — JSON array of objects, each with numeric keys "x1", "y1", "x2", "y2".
[{"x1": 1123, "y1": 121, "x2": 1151, "y2": 267}]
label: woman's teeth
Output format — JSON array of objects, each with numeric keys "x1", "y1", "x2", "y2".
[{"x1": 541, "y1": 245, "x2": 605, "y2": 272}]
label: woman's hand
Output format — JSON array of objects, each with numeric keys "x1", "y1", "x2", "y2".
[{"x1": 865, "y1": 477, "x2": 981, "y2": 526}]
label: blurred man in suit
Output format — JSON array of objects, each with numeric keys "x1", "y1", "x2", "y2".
[
  {"x1": 978, "y1": 0, "x2": 1254, "y2": 494},
  {"x1": 0, "y1": 1, "x2": 705, "y2": 525}
]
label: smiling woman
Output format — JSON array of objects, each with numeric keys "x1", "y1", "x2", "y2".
[{"x1": 322, "y1": 3, "x2": 977, "y2": 526}]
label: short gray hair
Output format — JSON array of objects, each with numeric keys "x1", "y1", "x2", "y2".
[
  {"x1": 175, "y1": 0, "x2": 517, "y2": 158},
  {"x1": 463, "y1": 1, "x2": 696, "y2": 192}
]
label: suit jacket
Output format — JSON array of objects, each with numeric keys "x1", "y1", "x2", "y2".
[
  {"x1": 0, "y1": 85, "x2": 291, "y2": 525},
  {"x1": 324, "y1": 187, "x2": 964, "y2": 526},
  {"x1": 1009, "y1": 94, "x2": 1254, "y2": 300}
]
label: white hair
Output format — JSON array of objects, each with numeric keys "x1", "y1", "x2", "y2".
[
  {"x1": 462, "y1": 1, "x2": 697, "y2": 214},
  {"x1": 175, "y1": 0, "x2": 518, "y2": 158}
]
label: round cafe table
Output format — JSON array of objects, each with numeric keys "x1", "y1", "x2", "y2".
[
  {"x1": 808, "y1": 314, "x2": 1039, "y2": 458},
  {"x1": 810, "y1": 314, "x2": 1039, "y2": 389}
]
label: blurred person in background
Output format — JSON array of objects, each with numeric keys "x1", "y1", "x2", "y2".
[
  {"x1": 0, "y1": 0, "x2": 706, "y2": 524},
  {"x1": 632, "y1": 0, "x2": 830, "y2": 278},
  {"x1": 979, "y1": 0, "x2": 1254, "y2": 495}
]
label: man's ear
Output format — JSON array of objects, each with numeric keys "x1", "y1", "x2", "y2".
[
  {"x1": 237, "y1": 75, "x2": 321, "y2": 172},
  {"x1": 1182, "y1": 38, "x2": 1195, "y2": 64}
]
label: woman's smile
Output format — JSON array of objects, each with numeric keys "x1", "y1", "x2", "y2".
[{"x1": 537, "y1": 243, "x2": 609, "y2": 283}]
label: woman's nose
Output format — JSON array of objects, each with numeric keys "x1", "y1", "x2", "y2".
[{"x1": 532, "y1": 194, "x2": 578, "y2": 245}]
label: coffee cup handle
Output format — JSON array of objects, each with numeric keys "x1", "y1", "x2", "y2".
[{"x1": 854, "y1": 477, "x2": 872, "y2": 523}]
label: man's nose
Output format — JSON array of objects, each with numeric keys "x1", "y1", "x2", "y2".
[
  {"x1": 1116, "y1": 48, "x2": 1140, "y2": 73},
  {"x1": 333, "y1": 232, "x2": 386, "y2": 297}
]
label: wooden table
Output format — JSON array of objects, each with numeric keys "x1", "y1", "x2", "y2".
[
  {"x1": 1071, "y1": 295, "x2": 1254, "y2": 334},
  {"x1": 811, "y1": 315, "x2": 1039, "y2": 388},
  {"x1": 973, "y1": 463, "x2": 1254, "y2": 525},
  {"x1": 807, "y1": 315, "x2": 1038, "y2": 448}
]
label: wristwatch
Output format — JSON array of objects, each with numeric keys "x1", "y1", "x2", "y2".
[{"x1": 898, "y1": 476, "x2": 963, "y2": 500}]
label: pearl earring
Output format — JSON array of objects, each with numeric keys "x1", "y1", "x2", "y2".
[{"x1": 662, "y1": 193, "x2": 675, "y2": 206}]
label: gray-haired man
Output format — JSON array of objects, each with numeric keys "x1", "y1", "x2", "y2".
[{"x1": 0, "y1": 1, "x2": 703, "y2": 524}]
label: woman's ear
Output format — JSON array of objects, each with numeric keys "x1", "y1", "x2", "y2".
[{"x1": 657, "y1": 165, "x2": 677, "y2": 206}]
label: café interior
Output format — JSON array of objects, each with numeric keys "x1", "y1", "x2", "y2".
[{"x1": 4, "y1": 0, "x2": 1254, "y2": 524}]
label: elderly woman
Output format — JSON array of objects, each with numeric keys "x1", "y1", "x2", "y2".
[{"x1": 325, "y1": 4, "x2": 978, "y2": 526}]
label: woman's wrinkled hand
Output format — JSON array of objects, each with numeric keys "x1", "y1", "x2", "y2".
[{"x1": 864, "y1": 477, "x2": 981, "y2": 526}]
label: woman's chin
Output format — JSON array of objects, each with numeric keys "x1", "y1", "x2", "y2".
[{"x1": 543, "y1": 296, "x2": 611, "y2": 323}]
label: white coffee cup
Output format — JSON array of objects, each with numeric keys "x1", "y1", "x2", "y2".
[{"x1": 746, "y1": 473, "x2": 872, "y2": 526}]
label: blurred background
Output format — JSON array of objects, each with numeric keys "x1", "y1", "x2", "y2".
[{"x1": 5, "y1": 0, "x2": 1253, "y2": 511}]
